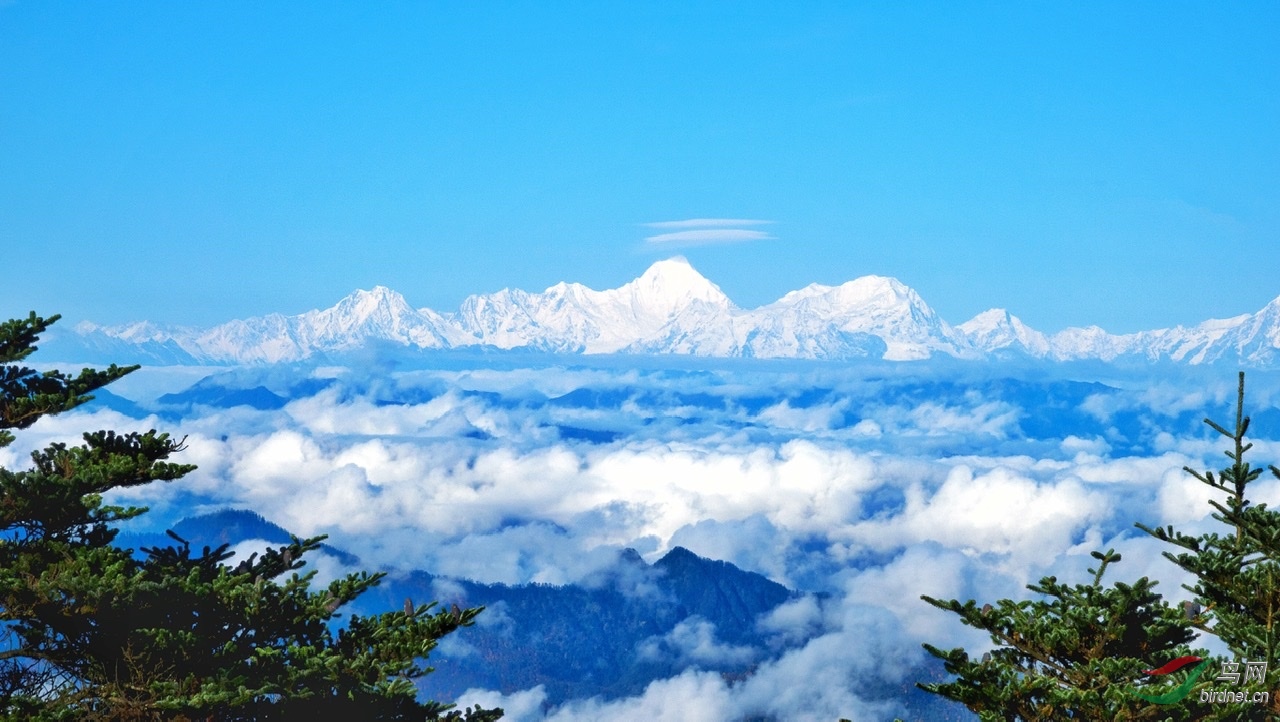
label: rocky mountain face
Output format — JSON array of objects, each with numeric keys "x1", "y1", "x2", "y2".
[{"x1": 50, "y1": 257, "x2": 1280, "y2": 367}]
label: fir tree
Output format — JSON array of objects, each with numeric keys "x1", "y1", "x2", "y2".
[
  {"x1": 1137, "y1": 371, "x2": 1280, "y2": 719},
  {"x1": 919, "y1": 372, "x2": 1280, "y2": 720},
  {"x1": 0, "y1": 313, "x2": 502, "y2": 721},
  {"x1": 919, "y1": 549, "x2": 1204, "y2": 720}
]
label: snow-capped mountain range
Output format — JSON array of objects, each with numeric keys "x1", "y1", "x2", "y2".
[{"x1": 59, "y1": 257, "x2": 1280, "y2": 367}]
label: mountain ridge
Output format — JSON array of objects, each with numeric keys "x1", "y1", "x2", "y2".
[
  {"x1": 53, "y1": 258, "x2": 1280, "y2": 367},
  {"x1": 116, "y1": 509, "x2": 801, "y2": 706}
]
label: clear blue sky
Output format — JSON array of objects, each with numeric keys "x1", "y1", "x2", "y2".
[{"x1": 2, "y1": 2, "x2": 1276, "y2": 333}]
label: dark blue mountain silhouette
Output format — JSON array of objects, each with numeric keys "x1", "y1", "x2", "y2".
[
  {"x1": 76, "y1": 387, "x2": 152, "y2": 418},
  {"x1": 109, "y1": 508, "x2": 970, "y2": 717},
  {"x1": 116, "y1": 509, "x2": 800, "y2": 706},
  {"x1": 369, "y1": 546, "x2": 796, "y2": 705},
  {"x1": 115, "y1": 509, "x2": 359, "y2": 566},
  {"x1": 158, "y1": 382, "x2": 288, "y2": 411}
]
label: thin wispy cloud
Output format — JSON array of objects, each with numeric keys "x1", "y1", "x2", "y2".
[
  {"x1": 646, "y1": 229, "x2": 773, "y2": 245},
  {"x1": 643, "y1": 219, "x2": 775, "y2": 246},
  {"x1": 644, "y1": 219, "x2": 773, "y2": 229}
]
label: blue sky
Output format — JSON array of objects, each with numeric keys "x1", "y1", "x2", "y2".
[{"x1": 2, "y1": 2, "x2": 1276, "y2": 333}]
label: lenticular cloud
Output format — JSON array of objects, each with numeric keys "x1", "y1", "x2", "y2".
[{"x1": 29, "y1": 359, "x2": 1280, "y2": 719}]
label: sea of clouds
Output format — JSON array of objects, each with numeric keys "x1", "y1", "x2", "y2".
[{"x1": 9, "y1": 356, "x2": 1280, "y2": 720}]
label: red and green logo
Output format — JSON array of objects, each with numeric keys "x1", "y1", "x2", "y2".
[{"x1": 1133, "y1": 655, "x2": 1209, "y2": 704}]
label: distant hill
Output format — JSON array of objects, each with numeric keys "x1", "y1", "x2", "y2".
[
  {"x1": 115, "y1": 509, "x2": 359, "y2": 566},
  {"x1": 117, "y1": 510, "x2": 797, "y2": 705},
  {"x1": 110, "y1": 510, "x2": 971, "y2": 717},
  {"x1": 369, "y1": 547, "x2": 796, "y2": 705}
]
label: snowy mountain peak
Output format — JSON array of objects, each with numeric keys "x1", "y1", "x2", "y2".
[
  {"x1": 57, "y1": 263, "x2": 1280, "y2": 367},
  {"x1": 773, "y1": 274, "x2": 914, "y2": 308},
  {"x1": 833, "y1": 275, "x2": 917, "y2": 305},
  {"x1": 774, "y1": 283, "x2": 830, "y2": 305},
  {"x1": 449, "y1": 258, "x2": 735, "y2": 354},
  {"x1": 1259, "y1": 295, "x2": 1280, "y2": 316},
  {"x1": 75, "y1": 319, "x2": 182, "y2": 343},
  {"x1": 961, "y1": 308, "x2": 1015, "y2": 330},
  {"x1": 340, "y1": 285, "x2": 410, "y2": 311},
  {"x1": 320, "y1": 286, "x2": 418, "y2": 325},
  {"x1": 959, "y1": 309, "x2": 1051, "y2": 357},
  {"x1": 625, "y1": 257, "x2": 733, "y2": 312},
  {"x1": 960, "y1": 308, "x2": 1034, "y2": 338}
]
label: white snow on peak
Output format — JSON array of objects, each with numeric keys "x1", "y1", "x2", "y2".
[
  {"x1": 756, "y1": 275, "x2": 969, "y2": 360},
  {"x1": 453, "y1": 258, "x2": 736, "y2": 354},
  {"x1": 774, "y1": 283, "x2": 831, "y2": 306},
  {"x1": 68, "y1": 261, "x2": 1280, "y2": 367},
  {"x1": 616, "y1": 258, "x2": 733, "y2": 315},
  {"x1": 959, "y1": 309, "x2": 1015, "y2": 333},
  {"x1": 328, "y1": 286, "x2": 413, "y2": 320},
  {"x1": 91, "y1": 320, "x2": 184, "y2": 344},
  {"x1": 959, "y1": 309, "x2": 1051, "y2": 357},
  {"x1": 771, "y1": 275, "x2": 908, "y2": 308}
]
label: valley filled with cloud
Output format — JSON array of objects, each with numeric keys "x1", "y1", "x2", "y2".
[
  {"x1": 5, "y1": 3, "x2": 1277, "y2": 718},
  {"x1": 10, "y1": 356, "x2": 1279, "y2": 720}
]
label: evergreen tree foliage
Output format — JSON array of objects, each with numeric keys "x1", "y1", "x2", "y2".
[
  {"x1": 919, "y1": 372, "x2": 1280, "y2": 720},
  {"x1": 1137, "y1": 371, "x2": 1280, "y2": 718},
  {"x1": 0, "y1": 313, "x2": 502, "y2": 721},
  {"x1": 919, "y1": 549, "x2": 1204, "y2": 720}
]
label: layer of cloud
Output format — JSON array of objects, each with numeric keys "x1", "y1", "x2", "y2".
[{"x1": 15, "y1": 361, "x2": 1280, "y2": 719}]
